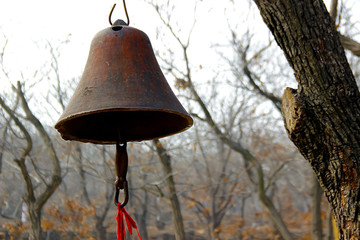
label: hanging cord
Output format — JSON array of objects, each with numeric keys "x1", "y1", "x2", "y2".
[
  {"x1": 109, "y1": 0, "x2": 130, "y2": 26},
  {"x1": 117, "y1": 203, "x2": 143, "y2": 240}
]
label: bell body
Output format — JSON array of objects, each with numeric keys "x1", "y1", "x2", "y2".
[{"x1": 55, "y1": 25, "x2": 193, "y2": 144}]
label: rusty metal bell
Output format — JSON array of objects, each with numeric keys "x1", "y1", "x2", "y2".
[{"x1": 55, "y1": 20, "x2": 193, "y2": 144}]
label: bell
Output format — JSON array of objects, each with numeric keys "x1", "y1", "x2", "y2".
[{"x1": 55, "y1": 19, "x2": 193, "y2": 144}]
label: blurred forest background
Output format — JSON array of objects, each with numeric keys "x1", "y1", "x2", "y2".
[{"x1": 1, "y1": 0, "x2": 360, "y2": 239}]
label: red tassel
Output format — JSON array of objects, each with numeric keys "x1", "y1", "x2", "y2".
[{"x1": 117, "y1": 203, "x2": 143, "y2": 240}]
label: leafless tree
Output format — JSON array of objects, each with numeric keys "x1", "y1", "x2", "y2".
[
  {"x1": 255, "y1": 0, "x2": 360, "y2": 238},
  {"x1": 0, "y1": 37, "x2": 70, "y2": 240},
  {"x1": 73, "y1": 144, "x2": 114, "y2": 240},
  {"x1": 0, "y1": 81, "x2": 62, "y2": 240},
  {"x1": 148, "y1": 3, "x2": 297, "y2": 239},
  {"x1": 152, "y1": 139, "x2": 186, "y2": 240}
]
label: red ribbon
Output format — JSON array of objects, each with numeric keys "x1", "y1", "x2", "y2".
[{"x1": 116, "y1": 203, "x2": 143, "y2": 240}]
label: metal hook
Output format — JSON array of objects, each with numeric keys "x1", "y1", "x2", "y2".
[
  {"x1": 114, "y1": 141, "x2": 129, "y2": 207},
  {"x1": 114, "y1": 180, "x2": 129, "y2": 207},
  {"x1": 109, "y1": 0, "x2": 130, "y2": 26}
]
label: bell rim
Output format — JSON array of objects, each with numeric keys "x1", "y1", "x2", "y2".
[{"x1": 55, "y1": 107, "x2": 193, "y2": 144}]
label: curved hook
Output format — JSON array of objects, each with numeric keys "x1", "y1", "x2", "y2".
[
  {"x1": 109, "y1": 0, "x2": 130, "y2": 26},
  {"x1": 114, "y1": 141, "x2": 129, "y2": 207},
  {"x1": 114, "y1": 180, "x2": 129, "y2": 207}
]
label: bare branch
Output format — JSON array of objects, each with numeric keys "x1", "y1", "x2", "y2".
[
  {"x1": 0, "y1": 38, "x2": 9, "y2": 79},
  {"x1": 243, "y1": 62, "x2": 282, "y2": 111},
  {"x1": 329, "y1": 0, "x2": 338, "y2": 22},
  {"x1": 29, "y1": 156, "x2": 49, "y2": 188},
  {"x1": 16, "y1": 81, "x2": 61, "y2": 210},
  {"x1": 152, "y1": 3, "x2": 189, "y2": 50},
  {"x1": 47, "y1": 40, "x2": 66, "y2": 111},
  {"x1": 340, "y1": 34, "x2": 360, "y2": 57},
  {"x1": 0, "y1": 94, "x2": 35, "y2": 201}
]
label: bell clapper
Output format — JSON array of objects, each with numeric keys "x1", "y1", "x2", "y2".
[{"x1": 114, "y1": 141, "x2": 129, "y2": 207}]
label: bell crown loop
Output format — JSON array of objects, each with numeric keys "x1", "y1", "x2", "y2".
[{"x1": 109, "y1": 0, "x2": 130, "y2": 26}]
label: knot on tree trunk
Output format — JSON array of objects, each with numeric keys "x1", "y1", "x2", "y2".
[
  {"x1": 281, "y1": 87, "x2": 327, "y2": 185},
  {"x1": 282, "y1": 87, "x2": 306, "y2": 137}
]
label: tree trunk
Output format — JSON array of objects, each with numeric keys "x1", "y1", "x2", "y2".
[
  {"x1": 312, "y1": 174, "x2": 323, "y2": 240},
  {"x1": 257, "y1": 183, "x2": 293, "y2": 240},
  {"x1": 187, "y1": 57, "x2": 293, "y2": 240},
  {"x1": 131, "y1": 165, "x2": 149, "y2": 240},
  {"x1": 95, "y1": 220, "x2": 107, "y2": 240},
  {"x1": 254, "y1": 0, "x2": 360, "y2": 238},
  {"x1": 28, "y1": 204, "x2": 41, "y2": 240},
  {"x1": 153, "y1": 139, "x2": 186, "y2": 240},
  {"x1": 0, "y1": 125, "x2": 8, "y2": 174},
  {"x1": 134, "y1": 191, "x2": 149, "y2": 240}
]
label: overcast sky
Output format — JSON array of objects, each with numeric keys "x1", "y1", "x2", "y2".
[
  {"x1": 0, "y1": 0, "x2": 358, "y2": 97},
  {"x1": 0, "y1": 0, "x2": 246, "y2": 79},
  {"x1": 0, "y1": 0, "x2": 157, "y2": 81}
]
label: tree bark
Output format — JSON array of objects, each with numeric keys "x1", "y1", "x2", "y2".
[
  {"x1": 153, "y1": 139, "x2": 186, "y2": 240},
  {"x1": 254, "y1": 0, "x2": 360, "y2": 238}
]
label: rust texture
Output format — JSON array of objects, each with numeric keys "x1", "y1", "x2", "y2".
[{"x1": 55, "y1": 24, "x2": 193, "y2": 143}]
